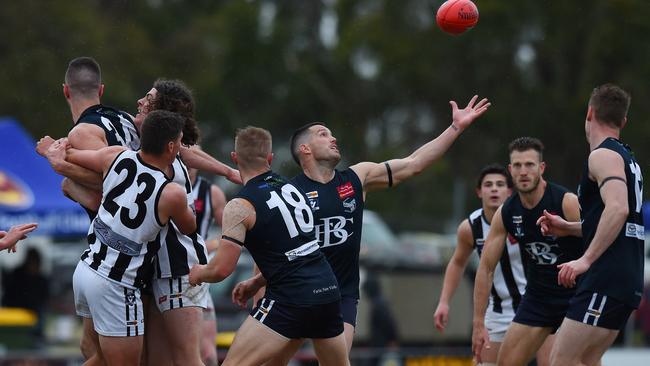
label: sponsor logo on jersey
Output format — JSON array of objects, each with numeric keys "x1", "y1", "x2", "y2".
[
  {"x1": 337, "y1": 182, "x2": 355, "y2": 199},
  {"x1": 0, "y1": 170, "x2": 34, "y2": 210},
  {"x1": 507, "y1": 234, "x2": 518, "y2": 245},
  {"x1": 512, "y1": 215, "x2": 523, "y2": 224},
  {"x1": 306, "y1": 191, "x2": 320, "y2": 211},
  {"x1": 285, "y1": 239, "x2": 320, "y2": 261},
  {"x1": 625, "y1": 222, "x2": 644, "y2": 240},
  {"x1": 194, "y1": 198, "x2": 205, "y2": 213},
  {"x1": 342, "y1": 198, "x2": 356, "y2": 213},
  {"x1": 158, "y1": 295, "x2": 168, "y2": 304},
  {"x1": 315, "y1": 216, "x2": 354, "y2": 247},
  {"x1": 512, "y1": 216, "x2": 524, "y2": 237},
  {"x1": 524, "y1": 242, "x2": 559, "y2": 265}
]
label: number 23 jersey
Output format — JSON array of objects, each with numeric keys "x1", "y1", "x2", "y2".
[{"x1": 81, "y1": 150, "x2": 171, "y2": 289}]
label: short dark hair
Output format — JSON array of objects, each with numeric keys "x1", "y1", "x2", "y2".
[
  {"x1": 235, "y1": 126, "x2": 272, "y2": 170},
  {"x1": 289, "y1": 122, "x2": 325, "y2": 165},
  {"x1": 65, "y1": 57, "x2": 101, "y2": 97},
  {"x1": 476, "y1": 163, "x2": 513, "y2": 189},
  {"x1": 152, "y1": 79, "x2": 200, "y2": 146},
  {"x1": 589, "y1": 84, "x2": 631, "y2": 128},
  {"x1": 140, "y1": 110, "x2": 184, "y2": 155},
  {"x1": 508, "y1": 137, "x2": 544, "y2": 161}
]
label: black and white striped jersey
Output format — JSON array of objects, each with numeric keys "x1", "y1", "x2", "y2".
[
  {"x1": 469, "y1": 208, "x2": 526, "y2": 315},
  {"x1": 154, "y1": 156, "x2": 208, "y2": 278},
  {"x1": 75, "y1": 104, "x2": 140, "y2": 151},
  {"x1": 190, "y1": 176, "x2": 214, "y2": 240},
  {"x1": 81, "y1": 150, "x2": 170, "y2": 289}
]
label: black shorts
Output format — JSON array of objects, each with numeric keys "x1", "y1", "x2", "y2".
[
  {"x1": 341, "y1": 296, "x2": 359, "y2": 327},
  {"x1": 513, "y1": 292, "x2": 570, "y2": 332},
  {"x1": 250, "y1": 298, "x2": 343, "y2": 339},
  {"x1": 565, "y1": 291, "x2": 634, "y2": 330}
]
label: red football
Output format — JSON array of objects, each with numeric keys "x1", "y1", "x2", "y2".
[{"x1": 436, "y1": 0, "x2": 479, "y2": 35}]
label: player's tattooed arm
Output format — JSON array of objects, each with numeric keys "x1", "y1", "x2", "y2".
[
  {"x1": 190, "y1": 199, "x2": 254, "y2": 285},
  {"x1": 472, "y1": 205, "x2": 506, "y2": 362},
  {"x1": 179, "y1": 146, "x2": 242, "y2": 185},
  {"x1": 352, "y1": 95, "x2": 490, "y2": 193}
]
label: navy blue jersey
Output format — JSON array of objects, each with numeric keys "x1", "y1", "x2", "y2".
[
  {"x1": 75, "y1": 104, "x2": 140, "y2": 150},
  {"x1": 578, "y1": 137, "x2": 644, "y2": 307},
  {"x1": 501, "y1": 182, "x2": 583, "y2": 302},
  {"x1": 291, "y1": 168, "x2": 365, "y2": 299},
  {"x1": 236, "y1": 171, "x2": 340, "y2": 305}
]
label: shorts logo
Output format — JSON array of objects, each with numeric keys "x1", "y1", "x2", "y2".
[
  {"x1": 337, "y1": 182, "x2": 355, "y2": 199},
  {"x1": 342, "y1": 198, "x2": 356, "y2": 213},
  {"x1": 306, "y1": 191, "x2": 319, "y2": 211},
  {"x1": 125, "y1": 291, "x2": 136, "y2": 306},
  {"x1": 158, "y1": 295, "x2": 167, "y2": 304}
]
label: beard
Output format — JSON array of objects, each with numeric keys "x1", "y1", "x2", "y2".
[{"x1": 516, "y1": 175, "x2": 540, "y2": 194}]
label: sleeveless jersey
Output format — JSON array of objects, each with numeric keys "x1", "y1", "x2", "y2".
[
  {"x1": 191, "y1": 176, "x2": 214, "y2": 240},
  {"x1": 153, "y1": 156, "x2": 208, "y2": 279},
  {"x1": 291, "y1": 168, "x2": 364, "y2": 299},
  {"x1": 75, "y1": 104, "x2": 140, "y2": 150},
  {"x1": 578, "y1": 137, "x2": 644, "y2": 307},
  {"x1": 469, "y1": 208, "x2": 526, "y2": 315},
  {"x1": 501, "y1": 182, "x2": 583, "y2": 302},
  {"x1": 237, "y1": 171, "x2": 340, "y2": 305},
  {"x1": 80, "y1": 150, "x2": 169, "y2": 289}
]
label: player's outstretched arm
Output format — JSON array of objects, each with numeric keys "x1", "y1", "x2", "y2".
[
  {"x1": 434, "y1": 219, "x2": 474, "y2": 332},
  {"x1": 0, "y1": 223, "x2": 38, "y2": 252},
  {"x1": 558, "y1": 149, "x2": 629, "y2": 288},
  {"x1": 38, "y1": 137, "x2": 103, "y2": 190},
  {"x1": 66, "y1": 144, "x2": 126, "y2": 176},
  {"x1": 351, "y1": 95, "x2": 490, "y2": 193},
  {"x1": 537, "y1": 193, "x2": 582, "y2": 237},
  {"x1": 189, "y1": 198, "x2": 254, "y2": 285},
  {"x1": 180, "y1": 146, "x2": 242, "y2": 185},
  {"x1": 472, "y1": 205, "x2": 506, "y2": 364}
]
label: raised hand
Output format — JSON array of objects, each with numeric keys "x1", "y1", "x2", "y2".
[{"x1": 450, "y1": 95, "x2": 491, "y2": 131}]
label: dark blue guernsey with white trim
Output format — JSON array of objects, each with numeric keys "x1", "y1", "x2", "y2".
[
  {"x1": 291, "y1": 168, "x2": 365, "y2": 300},
  {"x1": 578, "y1": 137, "x2": 644, "y2": 307},
  {"x1": 501, "y1": 182, "x2": 583, "y2": 303},
  {"x1": 236, "y1": 171, "x2": 340, "y2": 305}
]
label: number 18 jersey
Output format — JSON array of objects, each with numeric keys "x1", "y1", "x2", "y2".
[
  {"x1": 81, "y1": 150, "x2": 170, "y2": 289},
  {"x1": 235, "y1": 171, "x2": 340, "y2": 305}
]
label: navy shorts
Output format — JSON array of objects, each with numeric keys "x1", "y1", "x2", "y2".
[
  {"x1": 513, "y1": 292, "x2": 570, "y2": 332},
  {"x1": 341, "y1": 296, "x2": 359, "y2": 327},
  {"x1": 566, "y1": 291, "x2": 634, "y2": 330},
  {"x1": 250, "y1": 298, "x2": 343, "y2": 339}
]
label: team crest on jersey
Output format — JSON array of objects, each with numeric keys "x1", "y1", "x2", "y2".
[
  {"x1": 342, "y1": 198, "x2": 356, "y2": 213},
  {"x1": 525, "y1": 242, "x2": 559, "y2": 265},
  {"x1": 306, "y1": 191, "x2": 320, "y2": 211},
  {"x1": 337, "y1": 182, "x2": 355, "y2": 199},
  {"x1": 125, "y1": 291, "x2": 136, "y2": 306}
]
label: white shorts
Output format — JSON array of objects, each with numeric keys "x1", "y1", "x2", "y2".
[
  {"x1": 485, "y1": 309, "x2": 514, "y2": 343},
  {"x1": 73, "y1": 261, "x2": 144, "y2": 337},
  {"x1": 203, "y1": 291, "x2": 216, "y2": 320},
  {"x1": 152, "y1": 275, "x2": 209, "y2": 313}
]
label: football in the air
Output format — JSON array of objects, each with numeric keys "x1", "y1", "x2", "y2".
[{"x1": 436, "y1": 0, "x2": 479, "y2": 35}]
